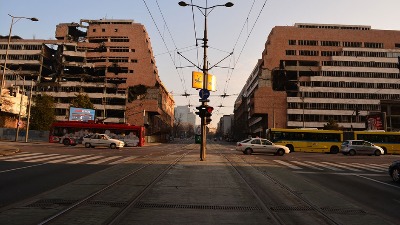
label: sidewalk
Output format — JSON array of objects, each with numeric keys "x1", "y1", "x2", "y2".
[{"x1": 0, "y1": 141, "x2": 20, "y2": 156}]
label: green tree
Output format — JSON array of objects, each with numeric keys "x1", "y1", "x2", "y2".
[
  {"x1": 30, "y1": 94, "x2": 56, "y2": 130},
  {"x1": 71, "y1": 93, "x2": 94, "y2": 109},
  {"x1": 323, "y1": 118, "x2": 343, "y2": 130}
]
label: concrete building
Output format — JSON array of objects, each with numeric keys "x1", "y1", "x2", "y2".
[
  {"x1": 174, "y1": 105, "x2": 196, "y2": 137},
  {"x1": 234, "y1": 23, "x2": 400, "y2": 138},
  {"x1": 217, "y1": 114, "x2": 234, "y2": 139},
  {"x1": 0, "y1": 19, "x2": 174, "y2": 142}
]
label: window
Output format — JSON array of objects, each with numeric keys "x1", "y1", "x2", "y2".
[
  {"x1": 131, "y1": 59, "x2": 138, "y2": 63},
  {"x1": 298, "y1": 40, "x2": 318, "y2": 46},
  {"x1": 102, "y1": 28, "x2": 105, "y2": 32},
  {"x1": 364, "y1": 42, "x2": 383, "y2": 48},
  {"x1": 114, "y1": 29, "x2": 118, "y2": 32},
  {"x1": 299, "y1": 50, "x2": 319, "y2": 56},
  {"x1": 321, "y1": 41, "x2": 340, "y2": 46},
  {"x1": 395, "y1": 43, "x2": 400, "y2": 48},
  {"x1": 343, "y1": 41, "x2": 362, "y2": 47},
  {"x1": 288, "y1": 40, "x2": 296, "y2": 45},
  {"x1": 93, "y1": 29, "x2": 96, "y2": 32},
  {"x1": 286, "y1": 50, "x2": 296, "y2": 55}
]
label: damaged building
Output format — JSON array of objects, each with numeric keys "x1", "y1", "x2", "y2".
[{"x1": 0, "y1": 19, "x2": 174, "y2": 142}]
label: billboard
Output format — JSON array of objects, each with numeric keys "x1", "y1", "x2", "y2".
[
  {"x1": 192, "y1": 71, "x2": 216, "y2": 91},
  {"x1": 366, "y1": 113, "x2": 385, "y2": 130},
  {"x1": 69, "y1": 107, "x2": 95, "y2": 122}
]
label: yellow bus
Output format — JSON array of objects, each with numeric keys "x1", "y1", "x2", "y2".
[
  {"x1": 266, "y1": 128, "x2": 343, "y2": 154},
  {"x1": 349, "y1": 131, "x2": 400, "y2": 155}
]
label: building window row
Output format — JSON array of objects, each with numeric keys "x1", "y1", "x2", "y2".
[
  {"x1": 0, "y1": 44, "x2": 42, "y2": 50},
  {"x1": 288, "y1": 40, "x2": 383, "y2": 48},
  {"x1": 322, "y1": 60, "x2": 397, "y2": 68},
  {"x1": 296, "y1": 24, "x2": 370, "y2": 31},
  {"x1": 286, "y1": 50, "x2": 400, "y2": 58},
  {"x1": 302, "y1": 81, "x2": 400, "y2": 90},
  {"x1": 1, "y1": 54, "x2": 40, "y2": 61},
  {"x1": 303, "y1": 91, "x2": 400, "y2": 100},
  {"x1": 288, "y1": 102, "x2": 379, "y2": 112},
  {"x1": 321, "y1": 71, "x2": 400, "y2": 79},
  {"x1": 288, "y1": 114, "x2": 365, "y2": 123},
  {"x1": 298, "y1": 50, "x2": 319, "y2": 56}
]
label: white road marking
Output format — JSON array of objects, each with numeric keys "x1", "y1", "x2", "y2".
[{"x1": 273, "y1": 160, "x2": 302, "y2": 169}]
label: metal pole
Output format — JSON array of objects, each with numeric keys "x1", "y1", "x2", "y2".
[
  {"x1": 1, "y1": 17, "x2": 14, "y2": 90},
  {"x1": 200, "y1": 8, "x2": 208, "y2": 161},
  {"x1": 25, "y1": 80, "x2": 33, "y2": 142},
  {"x1": 15, "y1": 77, "x2": 25, "y2": 142}
]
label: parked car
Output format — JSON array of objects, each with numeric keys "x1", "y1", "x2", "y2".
[
  {"x1": 236, "y1": 138, "x2": 290, "y2": 156},
  {"x1": 59, "y1": 136, "x2": 77, "y2": 146},
  {"x1": 82, "y1": 134, "x2": 124, "y2": 149},
  {"x1": 341, "y1": 140, "x2": 384, "y2": 156},
  {"x1": 389, "y1": 160, "x2": 400, "y2": 182}
]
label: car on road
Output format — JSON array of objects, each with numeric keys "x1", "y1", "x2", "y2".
[
  {"x1": 389, "y1": 160, "x2": 400, "y2": 182},
  {"x1": 341, "y1": 140, "x2": 384, "y2": 156},
  {"x1": 236, "y1": 138, "x2": 290, "y2": 156},
  {"x1": 82, "y1": 133, "x2": 125, "y2": 149}
]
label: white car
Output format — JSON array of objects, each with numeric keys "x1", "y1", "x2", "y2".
[
  {"x1": 236, "y1": 138, "x2": 290, "y2": 156},
  {"x1": 82, "y1": 134, "x2": 124, "y2": 149}
]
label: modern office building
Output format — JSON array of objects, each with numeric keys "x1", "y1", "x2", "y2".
[
  {"x1": 0, "y1": 19, "x2": 174, "y2": 141},
  {"x1": 234, "y1": 23, "x2": 400, "y2": 138},
  {"x1": 174, "y1": 105, "x2": 196, "y2": 137}
]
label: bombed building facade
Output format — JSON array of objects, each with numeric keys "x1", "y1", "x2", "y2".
[{"x1": 0, "y1": 19, "x2": 174, "y2": 142}]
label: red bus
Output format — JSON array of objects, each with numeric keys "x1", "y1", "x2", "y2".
[{"x1": 49, "y1": 121, "x2": 145, "y2": 147}]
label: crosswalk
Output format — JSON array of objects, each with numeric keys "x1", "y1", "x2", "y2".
[
  {"x1": 273, "y1": 160, "x2": 388, "y2": 173},
  {"x1": 0, "y1": 152, "x2": 137, "y2": 165}
]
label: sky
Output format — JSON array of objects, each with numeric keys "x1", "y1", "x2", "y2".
[{"x1": 2, "y1": 0, "x2": 400, "y2": 127}]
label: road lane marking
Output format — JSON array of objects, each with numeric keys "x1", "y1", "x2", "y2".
[
  {"x1": 25, "y1": 154, "x2": 72, "y2": 163},
  {"x1": 47, "y1": 155, "x2": 91, "y2": 163},
  {"x1": 1, "y1": 152, "x2": 45, "y2": 160},
  {"x1": 0, "y1": 163, "x2": 47, "y2": 173},
  {"x1": 5, "y1": 154, "x2": 59, "y2": 162},
  {"x1": 355, "y1": 175, "x2": 400, "y2": 189},
  {"x1": 320, "y1": 162, "x2": 362, "y2": 172},
  {"x1": 87, "y1": 156, "x2": 122, "y2": 165},
  {"x1": 305, "y1": 161, "x2": 343, "y2": 171},
  {"x1": 338, "y1": 163, "x2": 382, "y2": 172},
  {"x1": 109, "y1": 156, "x2": 137, "y2": 164},
  {"x1": 66, "y1": 155, "x2": 104, "y2": 164},
  {"x1": 350, "y1": 163, "x2": 385, "y2": 172},
  {"x1": 291, "y1": 161, "x2": 323, "y2": 170},
  {"x1": 273, "y1": 160, "x2": 302, "y2": 169}
]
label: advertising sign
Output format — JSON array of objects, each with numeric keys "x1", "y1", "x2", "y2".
[
  {"x1": 69, "y1": 107, "x2": 95, "y2": 122},
  {"x1": 192, "y1": 71, "x2": 216, "y2": 91},
  {"x1": 366, "y1": 113, "x2": 385, "y2": 130}
]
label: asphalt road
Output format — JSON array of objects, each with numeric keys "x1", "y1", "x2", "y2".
[{"x1": 0, "y1": 140, "x2": 399, "y2": 224}]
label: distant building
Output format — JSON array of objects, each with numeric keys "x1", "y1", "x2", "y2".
[
  {"x1": 0, "y1": 19, "x2": 174, "y2": 142},
  {"x1": 235, "y1": 23, "x2": 400, "y2": 138},
  {"x1": 174, "y1": 105, "x2": 196, "y2": 137},
  {"x1": 217, "y1": 114, "x2": 234, "y2": 139}
]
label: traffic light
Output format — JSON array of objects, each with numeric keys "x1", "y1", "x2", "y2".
[
  {"x1": 205, "y1": 106, "x2": 213, "y2": 125},
  {"x1": 195, "y1": 105, "x2": 206, "y2": 118}
]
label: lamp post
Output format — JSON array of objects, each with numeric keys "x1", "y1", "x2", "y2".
[
  {"x1": 178, "y1": 1, "x2": 233, "y2": 161},
  {"x1": 1, "y1": 14, "x2": 38, "y2": 91},
  {"x1": 15, "y1": 77, "x2": 25, "y2": 142}
]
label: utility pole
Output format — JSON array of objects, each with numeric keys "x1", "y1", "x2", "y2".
[{"x1": 25, "y1": 80, "x2": 33, "y2": 142}]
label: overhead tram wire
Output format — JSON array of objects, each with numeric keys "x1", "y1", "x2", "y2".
[
  {"x1": 142, "y1": 0, "x2": 191, "y2": 105},
  {"x1": 190, "y1": 0, "x2": 202, "y2": 68},
  {"x1": 218, "y1": 0, "x2": 270, "y2": 113}
]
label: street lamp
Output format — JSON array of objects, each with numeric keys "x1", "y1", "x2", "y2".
[
  {"x1": 178, "y1": 1, "x2": 233, "y2": 161},
  {"x1": 1, "y1": 14, "x2": 38, "y2": 91}
]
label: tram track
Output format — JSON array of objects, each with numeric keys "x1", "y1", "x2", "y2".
[
  {"x1": 222, "y1": 152, "x2": 347, "y2": 225},
  {"x1": 37, "y1": 148, "x2": 191, "y2": 225}
]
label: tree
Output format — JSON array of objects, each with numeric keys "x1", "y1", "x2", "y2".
[
  {"x1": 323, "y1": 118, "x2": 343, "y2": 130},
  {"x1": 71, "y1": 93, "x2": 94, "y2": 109},
  {"x1": 30, "y1": 94, "x2": 56, "y2": 131}
]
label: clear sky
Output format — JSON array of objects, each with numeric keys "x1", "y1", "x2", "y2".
[{"x1": 2, "y1": 0, "x2": 400, "y2": 127}]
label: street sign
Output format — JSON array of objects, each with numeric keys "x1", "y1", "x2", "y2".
[{"x1": 199, "y1": 89, "x2": 210, "y2": 100}]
